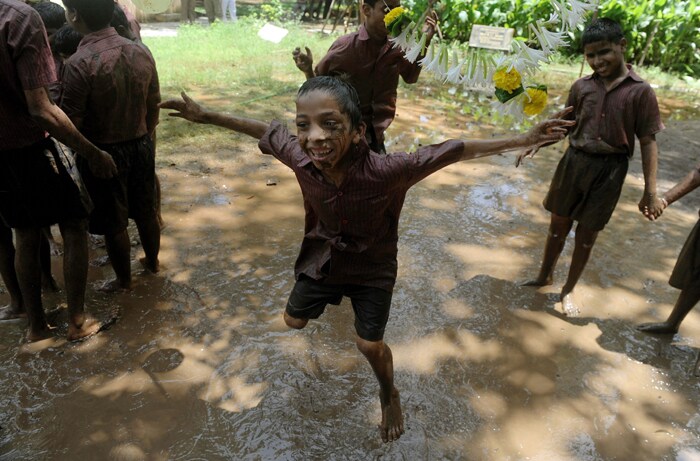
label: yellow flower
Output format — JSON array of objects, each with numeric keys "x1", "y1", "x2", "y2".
[
  {"x1": 523, "y1": 86, "x2": 548, "y2": 116},
  {"x1": 384, "y1": 6, "x2": 406, "y2": 28},
  {"x1": 493, "y1": 67, "x2": 522, "y2": 93}
]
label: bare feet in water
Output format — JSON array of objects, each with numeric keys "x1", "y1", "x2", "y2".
[
  {"x1": 97, "y1": 278, "x2": 131, "y2": 293},
  {"x1": 379, "y1": 388, "x2": 404, "y2": 443},
  {"x1": 139, "y1": 256, "x2": 159, "y2": 274},
  {"x1": 0, "y1": 305, "x2": 26, "y2": 321},
  {"x1": 521, "y1": 276, "x2": 553, "y2": 287},
  {"x1": 561, "y1": 292, "x2": 580, "y2": 316},
  {"x1": 26, "y1": 325, "x2": 55, "y2": 342},
  {"x1": 67, "y1": 314, "x2": 102, "y2": 342},
  {"x1": 42, "y1": 275, "x2": 61, "y2": 293},
  {"x1": 637, "y1": 321, "x2": 678, "y2": 335}
]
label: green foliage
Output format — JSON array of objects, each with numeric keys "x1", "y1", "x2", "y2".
[
  {"x1": 258, "y1": 0, "x2": 296, "y2": 23},
  {"x1": 404, "y1": 0, "x2": 699, "y2": 77}
]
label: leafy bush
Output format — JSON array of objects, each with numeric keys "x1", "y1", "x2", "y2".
[{"x1": 405, "y1": 0, "x2": 700, "y2": 77}]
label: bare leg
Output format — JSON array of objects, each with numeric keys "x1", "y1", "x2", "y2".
[
  {"x1": 14, "y1": 227, "x2": 52, "y2": 341},
  {"x1": 155, "y1": 174, "x2": 165, "y2": 229},
  {"x1": 356, "y1": 337, "x2": 403, "y2": 443},
  {"x1": 284, "y1": 310, "x2": 308, "y2": 329},
  {"x1": 522, "y1": 213, "x2": 573, "y2": 287},
  {"x1": 560, "y1": 223, "x2": 598, "y2": 315},
  {"x1": 59, "y1": 219, "x2": 101, "y2": 341},
  {"x1": 39, "y1": 229, "x2": 59, "y2": 292},
  {"x1": 638, "y1": 284, "x2": 700, "y2": 335},
  {"x1": 102, "y1": 229, "x2": 132, "y2": 291},
  {"x1": 0, "y1": 224, "x2": 24, "y2": 319},
  {"x1": 135, "y1": 215, "x2": 160, "y2": 273}
]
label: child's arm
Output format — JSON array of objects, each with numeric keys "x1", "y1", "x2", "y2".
[
  {"x1": 292, "y1": 46, "x2": 315, "y2": 80},
  {"x1": 159, "y1": 92, "x2": 269, "y2": 140},
  {"x1": 645, "y1": 162, "x2": 700, "y2": 220},
  {"x1": 460, "y1": 107, "x2": 574, "y2": 162},
  {"x1": 638, "y1": 135, "x2": 665, "y2": 220}
]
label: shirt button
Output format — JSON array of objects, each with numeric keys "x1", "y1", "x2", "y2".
[
  {"x1": 341, "y1": 219, "x2": 348, "y2": 225},
  {"x1": 337, "y1": 191, "x2": 343, "y2": 196}
]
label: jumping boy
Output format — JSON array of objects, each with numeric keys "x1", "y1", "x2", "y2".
[
  {"x1": 160, "y1": 76, "x2": 573, "y2": 442},
  {"x1": 60, "y1": 0, "x2": 161, "y2": 292},
  {"x1": 292, "y1": 0, "x2": 436, "y2": 153},
  {"x1": 637, "y1": 162, "x2": 700, "y2": 335},
  {"x1": 519, "y1": 18, "x2": 665, "y2": 314}
]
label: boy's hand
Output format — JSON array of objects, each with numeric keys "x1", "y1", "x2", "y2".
[
  {"x1": 422, "y1": 11, "x2": 439, "y2": 44},
  {"x1": 516, "y1": 107, "x2": 574, "y2": 167},
  {"x1": 159, "y1": 92, "x2": 207, "y2": 124},
  {"x1": 515, "y1": 146, "x2": 538, "y2": 167},
  {"x1": 292, "y1": 47, "x2": 314, "y2": 78},
  {"x1": 88, "y1": 150, "x2": 118, "y2": 179},
  {"x1": 639, "y1": 193, "x2": 665, "y2": 221}
]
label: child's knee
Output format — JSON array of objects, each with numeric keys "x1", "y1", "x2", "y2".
[{"x1": 284, "y1": 311, "x2": 308, "y2": 329}]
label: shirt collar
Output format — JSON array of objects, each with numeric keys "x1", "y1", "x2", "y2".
[
  {"x1": 358, "y1": 24, "x2": 370, "y2": 41},
  {"x1": 78, "y1": 27, "x2": 120, "y2": 47}
]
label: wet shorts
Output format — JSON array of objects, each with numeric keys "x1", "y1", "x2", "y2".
[
  {"x1": 543, "y1": 147, "x2": 628, "y2": 232},
  {"x1": 77, "y1": 135, "x2": 157, "y2": 235},
  {"x1": 0, "y1": 138, "x2": 91, "y2": 228},
  {"x1": 669, "y1": 219, "x2": 700, "y2": 290},
  {"x1": 286, "y1": 275, "x2": 393, "y2": 341}
]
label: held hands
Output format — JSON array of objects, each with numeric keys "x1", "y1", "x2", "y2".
[
  {"x1": 159, "y1": 92, "x2": 207, "y2": 124},
  {"x1": 88, "y1": 150, "x2": 118, "y2": 179},
  {"x1": 639, "y1": 193, "x2": 666, "y2": 221},
  {"x1": 292, "y1": 46, "x2": 314, "y2": 78},
  {"x1": 518, "y1": 106, "x2": 575, "y2": 166}
]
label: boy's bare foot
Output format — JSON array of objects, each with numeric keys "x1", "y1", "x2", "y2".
[
  {"x1": 521, "y1": 277, "x2": 553, "y2": 287},
  {"x1": 561, "y1": 292, "x2": 580, "y2": 317},
  {"x1": 26, "y1": 325, "x2": 55, "y2": 342},
  {"x1": 637, "y1": 322, "x2": 678, "y2": 335},
  {"x1": 139, "y1": 257, "x2": 160, "y2": 274},
  {"x1": 0, "y1": 305, "x2": 26, "y2": 321},
  {"x1": 67, "y1": 315, "x2": 102, "y2": 342},
  {"x1": 96, "y1": 279, "x2": 131, "y2": 293},
  {"x1": 379, "y1": 388, "x2": 404, "y2": 443}
]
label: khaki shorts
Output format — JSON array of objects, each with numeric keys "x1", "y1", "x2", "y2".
[
  {"x1": 669, "y1": 219, "x2": 700, "y2": 290},
  {"x1": 544, "y1": 147, "x2": 628, "y2": 231}
]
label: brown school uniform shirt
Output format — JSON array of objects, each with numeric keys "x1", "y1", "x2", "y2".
[
  {"x1": 0, "y1": 0, "x2": 56, "y2": 151},
  {"x1": 315, "y1": 25, "x2": 422, "y2": 146},
  {"x1": 565, "y1": 65, "x2": 664, "y2": 157},
  {"x1": 259, "y1": 121, "x2": 464, "y2": 292},
  {"x1": 60, "y1": 27, "x2": 159, "y2": 145}
]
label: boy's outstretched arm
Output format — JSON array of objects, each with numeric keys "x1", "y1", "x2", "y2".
[
  {"x1": 159, "y1": 92, "x2": 269, "y2": 140},
  {"x1": 460, "y1": 107, "x2": 575, "y2": 162},
  {"x1": 514, "y1": 106, "x2": 574, "y2": 167},
  {"x1": 638, "y1": 135, "x2": 665, "y2": 220}
]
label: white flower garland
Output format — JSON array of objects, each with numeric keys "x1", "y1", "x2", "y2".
[{"x1": 388, "y1": 0, "x2": 599, "y2": 118}]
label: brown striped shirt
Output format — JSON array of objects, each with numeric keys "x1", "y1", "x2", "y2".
[
  {"x1": 566, "y1": 65, "x2": 664, "y2": 157},
  {"x1": 60, "y1": 27, "x2": 160, "y2": 144},
  {"x1": 315, "y1": 25, "x2": 422, "y2": 147},
  {"x1": 259, "y1": 121, "x2": 464, "y2": 291},
  {"x1": 0, "y1": 0, "x2": 56, "y2": 151}
]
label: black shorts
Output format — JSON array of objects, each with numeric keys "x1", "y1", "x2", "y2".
[
  {"x1": 77, "y1": 135, "x2": 157, "y2": 235},
  {"x1": 543, "y1": 147, "x2": 628, "y2": 231},
  {"x1": 0, "y1": 138, "x2": 91, "y2": 228},
  {"x1": 286, "y1": 275, "x2": 393, "y2": 341},
  {"x1": 669, "y1": 219, "x2": 700, "y2": 290}
]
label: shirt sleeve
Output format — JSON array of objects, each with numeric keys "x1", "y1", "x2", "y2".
[
  {"x1": 314, "y1": 36, "x2": 351, "y2": 76},
  {"x1": 399, "y1": 56, "x2": 422, "y2": 84},
  {"x1": 392, "y1": 139, "x2": 465, "y2": 188},
  {"x1": 634, "y1": 84, "x2": 664, "y2": 139},
  {"x1": 258, "y1": 121, "x2": 302, "y2": 169},
  {"x1": 59, "y1": 59, "x2": 90, "y2": 130},
  {"x1": 10, "y1": 8, "x2": 56, "y2": 90}
]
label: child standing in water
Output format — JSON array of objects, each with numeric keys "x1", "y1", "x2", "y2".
[
  {"x1": 519, "y1": 18, "x2": 665, "y2": 314},
  {"x1": 160, "y1": 76, "x2": 573, "y2": 442}
]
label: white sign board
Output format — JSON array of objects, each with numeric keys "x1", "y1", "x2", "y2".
[{"x1": 468, "y1": 25, "x2": 515, "y2": 51}]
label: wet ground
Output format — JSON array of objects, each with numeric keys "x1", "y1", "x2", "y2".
[{"x1": 2, "y1": 33, "x2": 700, "y2": 461}]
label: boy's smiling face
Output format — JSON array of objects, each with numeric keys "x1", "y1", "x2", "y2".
[
  {"x1": 584, "y1": 39, "x2": 627, "y2": 81},
  {"x1": 295, "y1": 90, "x2": 363, "y2": 172}
]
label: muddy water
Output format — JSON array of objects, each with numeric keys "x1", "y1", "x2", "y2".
[{"x1": 1, "y1": 84, "x2": 700, "y2": 460}]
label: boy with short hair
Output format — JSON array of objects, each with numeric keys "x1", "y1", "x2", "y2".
[
  {"x1": 638, "y1": 162, "x2": 700, "y2": 335},
  {"x1": 520, "y1": 18, "x2": 665, "y2": 314},
  {"x1": 160, "y1": 76, "x2": 573, "y2": 442},
  {"x1": 60, "y1": 0, "x2": 161, "y2": 291},
  {"x1": 292, "y1": 0, "x2": 436, "y2": 153}
]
